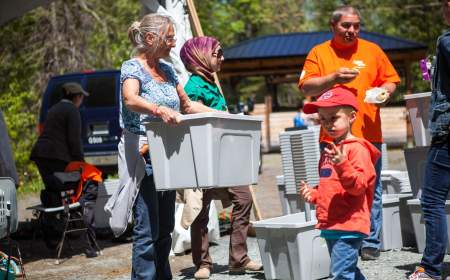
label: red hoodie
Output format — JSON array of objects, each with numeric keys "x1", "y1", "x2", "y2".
[{"x1": 309, "y1": 138, "x2": 380, "y2": 236}]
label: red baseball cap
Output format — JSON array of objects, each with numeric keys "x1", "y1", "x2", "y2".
[{"x1": 303, "y1": 86, "x2": 358, "y2": 114}]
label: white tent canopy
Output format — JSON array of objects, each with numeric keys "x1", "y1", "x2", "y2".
[{"x1": 141, "y1": 0, "x2": 192, "y2": 85}]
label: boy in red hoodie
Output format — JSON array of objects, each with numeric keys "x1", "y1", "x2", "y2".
[{"x1": 299, "y1": 86, "x2": 380, "y2": 280}]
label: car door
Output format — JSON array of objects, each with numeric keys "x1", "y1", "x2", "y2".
[{"x1": 81, "y1": 71, "x2": 121, "y2": 170}]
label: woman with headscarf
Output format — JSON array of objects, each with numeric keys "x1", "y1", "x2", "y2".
[{"x1": 180, "y1": 36, "x2": 263, "y2": 279}]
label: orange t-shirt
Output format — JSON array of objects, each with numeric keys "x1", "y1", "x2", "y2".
[{"x1": 298, "y1": 38, "x2": 401, "y2": 143}]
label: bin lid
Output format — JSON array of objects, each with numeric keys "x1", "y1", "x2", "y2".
[
  {"x1": 253, "y1": 212, "x2": 317, "y2": 229},
  {"x1": 407, "y1": 198, "x2": 450, "y2": 205},
  {"x1": 404, "y1": 92, "x2": 431, "y2": 100},
  {"x1": 397, "y1": 193, "x2": 413, "y2": 199},
  {"x1": 143, "y1": 112, "x2": 263, "y2": 126},
  {"x1": 180, "y1": 112, "x2": 262, "y2": 121},
  {"x1": 382, "y1": 194, "x2": 400, "y2": 204}
]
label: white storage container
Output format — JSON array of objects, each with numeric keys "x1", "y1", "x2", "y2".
[
  {"x1": 279, "y1": 127, "x2": 321, "y2": 196},
  {"x1": 404, "y1": 147, "x2": 429, "y2": 198},
  {"x1": 277, "y1": 175, "x2": 307, "y2": 215},
  {"x1": 381, "y1": 194, "x2": 403, "y2": 250},
  {"x1": 398, "y1": 193, "x2": 416, "y2": 247},
  {"x1": 253, "y1": 212, "x2": 330, "y2": 280},
  {"x1": 95, "y1": 179, "x2": 120, "y2": 228},
  {"x1": 276, "y1": 176, "x2": 290, "y2": 215},
  {"x1": 408, "y1": 199, "x2": 450, "y2": 253},
  {"x1": 404, "y1": 92, "x2": 431, "y2": 146},
  {"x1": 145, "y1": 113, "x2": 262, "y2": 190}
]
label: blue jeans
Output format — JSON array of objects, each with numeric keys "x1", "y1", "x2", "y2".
[
  {"x1": 326, "y1": 238, "x2": 366, "y2": 280},
  {"x1": 362, "y1": 143, "x2": 382, "y2": 250},
  {"x1": 420, "y1": 145, "x2": 450, "y2": 279},
  {"x1": 131, "y1": 163, "x2": 176, "y2": 280}
]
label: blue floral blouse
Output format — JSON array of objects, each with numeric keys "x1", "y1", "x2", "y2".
[{"x1": 119, "y1": 58, "x2": 180, "y2": 135}]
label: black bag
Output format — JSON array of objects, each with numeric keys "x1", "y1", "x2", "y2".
[
  {"x1": 53, "y1": 171, "x2": 81, "y2": 191},
  {"x1": 40, "y1": 189, "x2": 61, "y2": 208}
]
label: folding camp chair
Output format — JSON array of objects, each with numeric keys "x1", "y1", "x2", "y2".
[{"x1": 27, "y1": 179, "x2": 102, "y2": 264}]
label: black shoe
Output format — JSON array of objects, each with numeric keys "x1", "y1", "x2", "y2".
[
  {"x1": 85, "y1": 248, "x2": 98, "y2": 258},
  {"x1": 361, "y1": 247, "x2": 380, "y2": 261}
]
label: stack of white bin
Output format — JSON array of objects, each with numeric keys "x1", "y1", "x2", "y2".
[
  {"x1": 381, "y1": 170, "x2": 412, "y2": 194},
  {"x1": 379, "y1": 168, "x2": 414, "y2": 250},
  {"x1": 95, "y1": 179, "x2": 120, "y2": 229},
  {"x1": 279, "y1": 126, "x2": 321, "y2": 214},
  {"x1": 381, "y1": 169, "x2": 416, "y2": 247},
  {"x1": 253, "y1": 126, "x2": 330, "y2": 280}
]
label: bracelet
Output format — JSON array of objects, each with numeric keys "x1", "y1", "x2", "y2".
[{"x1": 152, "y1": 105, "x2": 160, "y2": 116}]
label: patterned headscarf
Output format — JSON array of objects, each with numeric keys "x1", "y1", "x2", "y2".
[{"x1": 180, "y1": 36, "x2": 220, "y2": 83}]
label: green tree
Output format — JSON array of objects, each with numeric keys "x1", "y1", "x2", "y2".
[{"x1": 0, "y1": 0, "x2": 140, "y2": 189}]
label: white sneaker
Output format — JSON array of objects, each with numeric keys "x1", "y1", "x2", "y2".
[{"x1": 194, "y1": 267, "x2": 210, "y2": 279}]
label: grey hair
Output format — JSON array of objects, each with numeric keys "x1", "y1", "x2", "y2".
[
  {"x1": 330, "y1": 6, "x2": 361, "y2": 25},
  {"x1": 127, "y1": 14, "x2": 173, "y2": 56}
]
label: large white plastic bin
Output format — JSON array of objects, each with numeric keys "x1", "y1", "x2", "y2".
[
  {"x1": 404, "y1": 92, "x2": 431, "y2": 146},
  {"x1": 408, "y1": 199, "x2": 450, "y2": 253},
  {"x1": 145, "y1": 113, "x2": 262, "y2": 190},
  {"x1": 95, "y1": 179, "x2": 120, "y2": 228},
  {"x1": 253, "y1": 212, "x2": 330, "y2": 280},
  {"x1": 381, "y1": 194, "x2": 403, "y2": 251},
  {"x1": 398, "y1": 193, "x2": 416, "y2": 247},
  {"x1": 404, "y1": 147, "x2": 429, "y2": 198}
]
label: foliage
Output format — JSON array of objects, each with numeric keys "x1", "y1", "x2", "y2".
[
  {"x1": 0, "y1": 0, "x2": 140, "y2": 190},
  {"x1": 197, "y1": 0, "x2": 308, "y2": 47},
  {"x1": 198, "y1": 0, "x2": 446, "y2": 106}
]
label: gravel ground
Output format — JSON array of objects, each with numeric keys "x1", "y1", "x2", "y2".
[
  {"x1": 173, "y1": 236, "x2": 264, "y2": 280},
  {"x1": 179, "y1": 238, "x2": 450, "y2": 280},
  {"x1": 18, "y1": 150, "x2": 446, "y2": 280}
]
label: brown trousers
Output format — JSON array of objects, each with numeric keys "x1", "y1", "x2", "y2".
[{"x1": 190, "y1": 186, "x2": 253, "y2": 269}]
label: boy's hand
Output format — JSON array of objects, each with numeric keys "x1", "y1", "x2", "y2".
[
  {"x1": 324, "y1": 142, "x2": 345, "y2": 164},
  {"x1": 299, "y1": 180, "x2": 316, "y2": 203}
]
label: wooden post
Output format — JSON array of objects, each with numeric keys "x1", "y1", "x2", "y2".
[
  {"x1": 186, "y1": 0, "x2": 204, "y2": 36},
  {"x1": 264, "y1": 94, "x2": 272, "y2": 152},
  {"x1": 187, "y1": 0, "x2": 263, "y2": 222}
]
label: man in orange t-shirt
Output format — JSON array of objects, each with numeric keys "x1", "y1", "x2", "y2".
[{"x1": 298, "y1": 5, "x2": 400, "y2": 261}]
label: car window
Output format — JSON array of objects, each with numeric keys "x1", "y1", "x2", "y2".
[
  {"x1": 84, "y1": 75, "x2": 116, "y2": 108},
  {"x1": 48, "y1": 81, "x2": 67, "y2": 108}
]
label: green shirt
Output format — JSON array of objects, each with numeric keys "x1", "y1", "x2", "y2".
[{"x1": 184, "y1": 74, "x2": 227, "y2": 111}]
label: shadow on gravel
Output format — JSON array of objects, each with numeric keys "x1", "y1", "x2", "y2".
[
  {"x1": 396, "y1": 262, "x2": 450, "y2": 278},
  {"x1": 178, "y1": 264, "x2": 265, "y2": 279},
  {"x1": 7, "y1": 220, "x2": 132, "y2": 264}
]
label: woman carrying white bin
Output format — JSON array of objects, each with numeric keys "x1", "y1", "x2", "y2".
[
  {"x1": 180, "y1": 36, "x2": 263, "y2": 279},
  {"x1": 106, "y1": 14, "x2": 217, "y2": 280}
]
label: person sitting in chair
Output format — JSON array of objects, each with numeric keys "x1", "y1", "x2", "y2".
[
  {"x1": 30, "y1": 82, "x2": 93, "y2": 251},
  {"x1": 30, "y1": 82, "x2": 88, "y2": 196}
]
